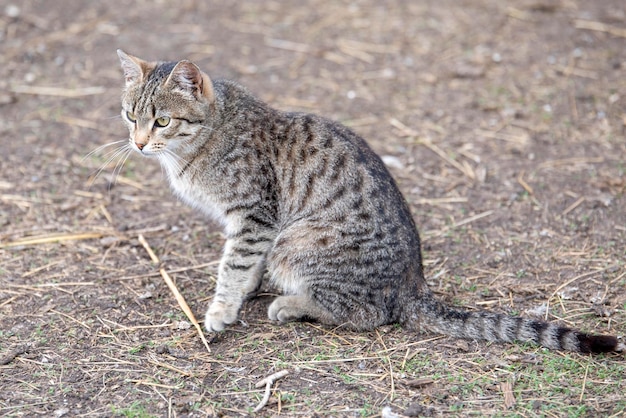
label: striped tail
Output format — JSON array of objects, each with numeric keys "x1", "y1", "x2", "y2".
[{"x1": 410, "y1": 294, "x2": 624, "y2": 354}]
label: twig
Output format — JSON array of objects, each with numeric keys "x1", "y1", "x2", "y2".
[
  {"x1": 58, "y1": 115, "x2": 112, "y2": 132},
  {"x1": 9, "y1": 85, "x2": 105, "y2": 97},
  {"x1": 98, "y1": 317, "x2": 172, "y2": 331},
  {"x1": 517, "y1": 171, "x2": 534, "y2": 195},
  {"x1": 290, "y1": 356, "x2": 382, "y2": 366},
  {"x1": 147, "y1": 358, "x2": 193, "y2": 377},
  {"x1": 6, "y1": 282, "x2": 96, "y2": 288},
  {"x1": 115, "y1": 261, "x2": 219, "y2": 281},
  {"x1": 375, "y1": 329, "x2": 395, "y2": 401},
  {"x1": 0, "y1": 231, "x2": 107, "y2": 248},
  {"x1": 579, "y1": 360, "x2": 590, "y2": 402},
  {"x1": 137, "y1": 234, "x2": 211, "y2": 354},
  {"x1": 265, "y1": 38, "x2": 311, "y2": 53},
  {"x1": 561, "y1": 196, "x2": 585, "y2": 216},
  {"x1": 389, "y1": 118, "x2": 475, "y2": 180},
  {"x1": 545, "y1": 265, "x2": 616, "y2": 320},
  {"x1": 500, "y1": 380, "x2": 516, "y2": 409},
  {"x1": 389, "y1": 117, "x2": 418, "y2": 137},
  {"x1": 574, "y1": 19, "x2": 626, "y2": 38},
  {"x1": 139, "y1": 234, "x2": 160, "y2": 264},
  {"x1": 422, "y1": 210, "x2": 494, "y2": 241},
  {"x1": 22, "y1": 260, "x2": 64, "y2": 277},
  {"x1": 475, "y1": 128, "x2": 529, "y2": 144},
  {"x1": 253, "y1": 369, "x2": 290, "y2": 413},
  {"x1": 337, "y1": 38, "x2": 400, "y2": 54},
  {"x1": 126, "y1": 379, "x2": 183, "y2": 390},
  {"x1": 451, "y1": 210, "x2": 494, "y2": 229},
  {"x1": 0, "y1": 296, "x2": 18, "y2": 308},
  {"x1": 50, "y1": 309, "x2": 92, "y2": 330},
  {"x1": 538, "y1": 157, "x2": 603, "y2": 169},
  {"x1": 416, "y1": 197, "x2": 468, "y2": 205},
  {"x1": 423, "y1": 140, "x2": 475, "y2": 180}
]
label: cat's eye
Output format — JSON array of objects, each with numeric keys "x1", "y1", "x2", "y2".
[
  {"x1": 126, "y1": 111, "x2": 137, "y2": 123},
  {"x1": 154, "y1": 116, "x2": 170, "y2": 128}
]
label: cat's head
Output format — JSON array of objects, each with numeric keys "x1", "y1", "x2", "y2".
[{"x1": 117, "y1": 50, "x2": 214, "y2": 157}]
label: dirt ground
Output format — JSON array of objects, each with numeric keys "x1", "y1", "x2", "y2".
[{"x1": 1, "y1": 0, "x2": 625, "y2": 417}]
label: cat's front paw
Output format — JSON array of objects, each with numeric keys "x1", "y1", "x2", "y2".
[{"x1": 204, "y1": 301, "x2": 239, "y2": 332}]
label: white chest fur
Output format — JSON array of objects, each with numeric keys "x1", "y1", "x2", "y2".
[{"x1": 159, "y1": 155, "x2": 229, "y2": 228}]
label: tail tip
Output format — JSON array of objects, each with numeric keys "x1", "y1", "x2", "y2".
[{"x1": 578, "y1": 334, "x2": 624, "y2": 354}]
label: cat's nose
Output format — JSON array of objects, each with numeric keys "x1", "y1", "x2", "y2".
[{"x1": 135, "y1": 142, "x2": 145, "y2": 151}]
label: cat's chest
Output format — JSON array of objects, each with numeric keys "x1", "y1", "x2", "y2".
[{"x1": 162, "y1": 161, "x2": 228, "y2": 227}]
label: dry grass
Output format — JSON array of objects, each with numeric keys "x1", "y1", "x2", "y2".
[{"x1": 1, "y1": 0, "x2": 625, "y2": 417}]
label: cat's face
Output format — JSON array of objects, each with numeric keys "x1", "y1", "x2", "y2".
[{"x1": 117, "y1": 50, "x2": 214, "y2": 158}]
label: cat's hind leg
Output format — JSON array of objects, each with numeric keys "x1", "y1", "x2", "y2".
[{"x1": 267, "y1": 293, "x2": 391, "y2": 331}]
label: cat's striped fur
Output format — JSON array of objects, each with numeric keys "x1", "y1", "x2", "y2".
[{"x1": 117, "y1": 50, "x2": 624, "y2": 354}]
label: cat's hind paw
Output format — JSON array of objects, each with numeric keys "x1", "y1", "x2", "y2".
[
  {"x1": 204, "y1": 301, "x2": 239, "y2": 332},
  {"x1": 268, "y1": 296, "x2": 305, "y2": 323},
  {"x1": 268, "y1": 295, "x2": 332, "y2": 324}
]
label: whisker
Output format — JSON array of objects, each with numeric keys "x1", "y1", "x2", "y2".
[
  {"x1": 164, "y1": 149, "x2": 200, "y2": 178},
  {"x1": 87, "y1": 144, "x2": 131, "y2": 187},
  {"x1": 96, "y1": 143, "x2": 132, "y2": 163},
  {"x1": 160, "y1": 150, "x2": 184, "y2": 180},
  {"x1": 110, "y1": 147, "x2": 133, "y2": 188},
  {"x1": 82, "y1": 139, "x2": 128, "y2": 162}
]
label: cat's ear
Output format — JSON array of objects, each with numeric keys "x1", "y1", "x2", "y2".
[
  {"x1": 165, "y1": 60, "x2": 215, "y2": 102},
  {"x1": 117, "y1": 49, "x2": 150, "y2": 85}
]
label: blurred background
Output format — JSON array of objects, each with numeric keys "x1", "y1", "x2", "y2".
[{"x1": 1, "y1": 1, "x2": 625, "y2": 416}]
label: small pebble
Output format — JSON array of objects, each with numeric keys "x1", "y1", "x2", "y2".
[
  {"x1": 381, "y1": 155, "x2": 404, "y2": 170},
  {"x1": 5, "y1": 4, "x2": 20, "y2": 18}
]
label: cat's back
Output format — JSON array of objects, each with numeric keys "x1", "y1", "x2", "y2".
[
  {"x1": 212, "y1": 79, "x2": 421, "y2": 258},
  {"x1": 270, "y1": 110, "x2": 408, "y2": 222}
]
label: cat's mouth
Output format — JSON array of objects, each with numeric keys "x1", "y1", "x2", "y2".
[
  {"x1": 131, "y1": 143, "x2": 151, "y2": 156},
  {"x1": 130, "y1": 140, "x2": 160, "y2": 157}
]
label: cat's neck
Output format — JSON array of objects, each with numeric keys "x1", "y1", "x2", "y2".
[
  {"x1": 156, "y1": 80, "x2": 278, "y2": 232},
  {"x1": 159, "y1": 144, "x2": 230, "y2": 229}
]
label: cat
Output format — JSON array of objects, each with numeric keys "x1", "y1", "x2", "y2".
[{"x1": 115, "y1": 49, "x2": 624, "y2": 355}]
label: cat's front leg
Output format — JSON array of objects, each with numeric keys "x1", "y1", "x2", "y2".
[{"x1": 205, "y1": 230, "x2": 274, "y2": 332}]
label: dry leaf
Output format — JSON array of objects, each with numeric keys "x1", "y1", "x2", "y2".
[{"x1": 500, "y1": 380, "x2": 516, "y2": 409}]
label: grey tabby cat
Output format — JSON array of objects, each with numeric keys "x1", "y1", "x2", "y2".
[{"x1": 116, "y1": 50, "x2": 624, "y2": 354}]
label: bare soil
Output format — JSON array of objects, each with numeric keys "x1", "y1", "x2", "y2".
[{"x1": 1, "y1": 1, "x2": 625, "y2": 417}]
